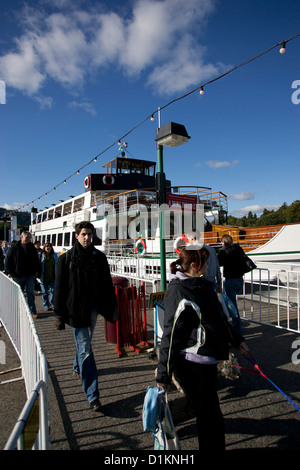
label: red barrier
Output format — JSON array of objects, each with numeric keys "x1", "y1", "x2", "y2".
[{"x1": 105, "y1": 280, "x2": 149, "y2": 357}]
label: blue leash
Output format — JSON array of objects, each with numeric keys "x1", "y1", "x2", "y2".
[{"x1": 245, "y1": 352, "x2": 300, "y2": 414}]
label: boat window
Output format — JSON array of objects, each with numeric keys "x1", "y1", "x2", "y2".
[
  {"x1": 54, "y1": 206, "x2": 62, "y2": 218},
  {"x1": 42, "y1": 235, "x2": 46, "y2": 245},
  {"x1": 37, "y1": 214, "x2": 42, "y2": 223},
  {"x1": 48, "y1": 209, "x2": 54, "y2": 220},
  {"x1": 57, "y1": 233, "x2": 63, "y2": 246},
  {"x1": 52, "y1": 233, "x2": 57, "y2": 246},
  {"x1": 64, "y1": 232, "x2": 70, "y2": 247},
  {"x1": 72, "y1": 231, "x2": 76, "y2": 246},
  {"x1": 73, "y1": 197, "x2": 84, "y2": 212},
  {"x1": 42, "y1": 212, "x2": 47, "y2": 222},
  {"x1": 63, "y1": 202, "x2": 72, "y2": 216},
  {"x1": 46, "y1": 234, "x2": 51, "y2": 243}
]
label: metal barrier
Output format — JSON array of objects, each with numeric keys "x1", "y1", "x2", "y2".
[
  {"x1": 0, "y1": 272, "x2": 50, "y2": 450},
  {"x1": 105, "y1": 283, "x2": 150, "y2": 357},
  {"x1": 241, "y1": 264, "x2": 300, "y2": 333}
]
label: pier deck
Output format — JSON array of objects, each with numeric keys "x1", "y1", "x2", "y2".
[{"x1": 1, "y1": 295, "x2": 300, "y2": 452}]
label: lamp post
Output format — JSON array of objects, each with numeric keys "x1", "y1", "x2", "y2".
[{"x1": 155, "y1": 122, "x2": 190, "y2": 291}]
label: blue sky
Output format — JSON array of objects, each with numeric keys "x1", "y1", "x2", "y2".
[{"x1": 1, "y1": 0, "x2": 300, "y2": 218}]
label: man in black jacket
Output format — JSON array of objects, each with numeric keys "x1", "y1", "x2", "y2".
[
  {"x1": 54, "y1": 221, "x2": 117, "y2": 412},
  {"x1": 5, "y1": 231, "x2": 40, "y2": 318}
]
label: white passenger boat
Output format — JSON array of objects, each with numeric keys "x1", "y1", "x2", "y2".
[{"x1": 29, "y1": 152, "x2": 300, "y2": 282}]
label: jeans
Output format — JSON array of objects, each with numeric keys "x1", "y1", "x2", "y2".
[
  {"x1": 40, "y1": 281, "x2": 55, "y2": 309},
  {"x1": 73, "y1": 311, "x2": 99, "y2": 403},
  {"x1": 223, "y1": 277, "x2": 244, "y2": 334},
  {"x1": 13, "y1": 275, "x2": 37, "y2": 315}
]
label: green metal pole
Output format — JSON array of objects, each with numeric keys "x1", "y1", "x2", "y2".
[{"x1": 157, "y1": 144, "x2": 167, "y2": 291}]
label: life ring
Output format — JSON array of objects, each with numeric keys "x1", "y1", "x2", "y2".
[
  {"x1": 135, "y1": 239, "x2": 146, "y2": 256},
  {"x1": 103, "y1": 174, "x2": 115, "y2": 186},
  {"x1": 173, "y1": 236, "x2": 189, "y2": 255},
  {"x1": 84, "y1": 176, "x2": 90, "y2": 189}
]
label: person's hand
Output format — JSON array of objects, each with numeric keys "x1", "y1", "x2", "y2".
[
  {"x1": 157, "y1": 383, "x2": 171, "y2": 392},
  {"x1": 237, "y1": 342, "x2": 249, "y2": 356}
]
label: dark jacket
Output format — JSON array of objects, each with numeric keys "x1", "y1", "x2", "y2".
[
  {"x1": 218, "y1": 243, "x2": 246, "y2": 279},
  {"x1": 156, "y1": 275, "x2": 244, "y2": 385},
  {"x1": 5, "y1": 241, "x2": 40, "y2": 278},
  {"x1": 54, "y1": 242, "x2": 117, "y2": 329}
]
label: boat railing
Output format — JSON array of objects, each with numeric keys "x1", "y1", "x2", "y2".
[
  {"x1": 203, "y1": 226, "x2": 283, "y2": 252},
  {"x1": 94, "y1": 186, "x2": 228, "y2": 215}
]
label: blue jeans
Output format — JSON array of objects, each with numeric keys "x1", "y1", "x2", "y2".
[
  {"x1": 223, "y1": 277, "x2": 244, "y2": 334},
  {"x1": 73, "y1": 311, "x2": 99, "y2": 403},
  {"x1": 14, "y1": 275, "x2": 37, "y2": 315},
  {"x1": 40, "y1": 281, "x2": 55, "y2": 309}
]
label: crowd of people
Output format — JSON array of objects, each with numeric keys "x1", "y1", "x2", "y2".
[
  {"x1": 1, "y1": 233, "x2": 58, "y2": 318},
  {"x1": 1, "y1": 224, "x2": 251, "y2": 444},
  {"x1": 0, "y1": 222, "x2": 117, "y2": 412}
]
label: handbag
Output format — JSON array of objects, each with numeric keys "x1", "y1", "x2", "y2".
[
  {"x1": 242, "y1": 253, "x2": 257, "y2": 273},
  {"x1": 143, "y1": 386, "x2": 163, "y2": 432},
  {"x1": 153, "y1": 394, "x2": 181, "y2": 450},
  {"x1": 219, "y1": 292, "x2": 238, "y2": 320}
]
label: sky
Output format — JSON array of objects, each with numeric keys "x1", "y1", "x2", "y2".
[{"x1": 1, "y1": 0, "x2": 300, "y2": 218}]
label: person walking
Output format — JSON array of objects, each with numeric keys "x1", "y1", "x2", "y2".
[
  {"x1": 5, "y1": 231, "x2": 40, "y2": 318},
  {"x1": 217, "y1": 234, "x2": 246, "y2": 334},
  {"x1": 39, "y1": 242, "x2": 58, "y2": 311},
  {"x1": 156, "y1": 247, "x2": 248, "y2": 451},
  {"x1": 185, "y1": 229, "x2": 222, "y2": 292},
  {"x1": 54, "y1": 221, "x2": 117, "y2": 412}
]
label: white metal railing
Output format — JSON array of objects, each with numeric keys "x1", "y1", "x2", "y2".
[
  {"x1": 0, "y1": 272, "x2": 50, "y2": 450},
  {"x1": 240, "y1": 264, "x2": 300, "y2": 333},
  {"x1": 108, "y1": 256, "x2": 300, "y2": 333}
]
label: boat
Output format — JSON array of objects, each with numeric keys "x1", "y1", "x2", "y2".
[{"x1": 29, "y1": 148, "x2": 300, "y2": 284}]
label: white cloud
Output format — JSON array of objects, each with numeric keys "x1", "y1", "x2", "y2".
[
  {"x1": 0, "y1": 0, "x2": 221, "y2": 101},
  {"x1": 230, "y1": 204, "x2": 280, "y2": 217},
  {"x1": 34, "y1": 95, "x2": 53, "y2": 110},
  {"x1": 229, "y1": 191, "x2": 255, "y2": 201},
  {"x1": 0, "y1": 38, "x2": 45, "y2": 95},
  {"x1": 1, "y1": 202, "x2": 27, "y2": 211},
  {"x1": 206, "y1": 159, "x2": 239, "y2": 169},
  {"x1": 68, "y1": 100, "x2": 97, "y2": 116}
]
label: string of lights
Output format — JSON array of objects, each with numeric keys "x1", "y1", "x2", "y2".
[{"x1": 16, "y1": 31, "x2": 300, "y2": 212}]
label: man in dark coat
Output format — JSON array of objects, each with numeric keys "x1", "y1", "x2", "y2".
[
  {"x1": 5, "y1": 231, "x2": 40, "y2": 318},
  {"x1": 54, "y1": 221, "x2": 117, "y2": 412}
]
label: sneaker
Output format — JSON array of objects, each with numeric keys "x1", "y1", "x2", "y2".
[
  {"x1": 32, "y1": 313, "x2": 39, "y2": 319},
  {"x1": 89, "y1": 399, "x2": 102, "y2": 412}
]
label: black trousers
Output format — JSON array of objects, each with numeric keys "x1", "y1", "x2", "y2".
[{"x1": 174, "y1": 357, "x2": 225, "y2": 452}]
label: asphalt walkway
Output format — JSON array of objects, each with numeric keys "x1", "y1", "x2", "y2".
[{"x1": 1, "y1": 293, "x2": 300, "y2": 454}]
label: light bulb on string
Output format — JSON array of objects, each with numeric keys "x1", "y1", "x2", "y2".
[
  {"x1": 200, "y1": 86, "x2": 204, "y2": 95},
  {"x1": 151, "y1": 114, "x2": 154, "y2": 121},
  {"x1": 64, "y1": 180, "x2": 66, "y2": 184},
  {"x1": 94, "y1": 157, "x2": 97, "y2": 162},
  {"x1": 77, "y1": 170, "x2": 80, "y2": 175},
  {"x1": 279, "y1": 41, "x2": 286, "y2": 54}
]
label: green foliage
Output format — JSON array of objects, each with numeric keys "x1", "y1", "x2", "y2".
[{"x1": 226, "y1": 201, "x2": 300, "y2": 227}]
